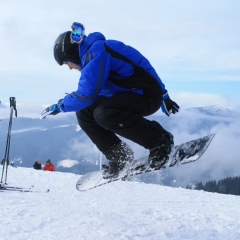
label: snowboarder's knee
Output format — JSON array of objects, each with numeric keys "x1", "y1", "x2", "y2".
[{"x1": 93, "y1": 106, "x2": 120, "y2": 129}]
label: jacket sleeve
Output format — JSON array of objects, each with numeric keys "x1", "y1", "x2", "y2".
[
  {"x1": 52, "y1": 164, "x2": 56, "y2": 171},
  {"x1": 60, "y1": 52, "x2": 111, "y2": 112}
]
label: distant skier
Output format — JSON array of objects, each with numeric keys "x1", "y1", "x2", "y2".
[
  {"x1": 43, "y1": 159, "x2": 56, "y2": 172},
  {"x1": 33, "y1": 160, "x2": 42, "y2": 170},
  {"x1": 41, "y1": 22, "x2": 179, "y2": 178}
]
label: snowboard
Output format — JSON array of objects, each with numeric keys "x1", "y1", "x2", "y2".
[{"x1": 76, "y1": 133, "x2": 215, "y2": 191}]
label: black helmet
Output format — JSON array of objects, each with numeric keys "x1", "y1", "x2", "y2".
[{"x1": 53, "y1": 31, "x2": 80, "y2": 65}]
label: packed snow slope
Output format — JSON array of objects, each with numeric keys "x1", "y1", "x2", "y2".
[{"x1": 1, "y1": 166, "x2": 240, "y2": 240}]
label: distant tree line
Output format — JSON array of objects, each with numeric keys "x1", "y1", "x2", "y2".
[{"x1": 186, "y1": 176, "x2": 240, "y2": 196}]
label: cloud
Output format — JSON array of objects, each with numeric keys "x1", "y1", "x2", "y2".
[
  {"x1": 170, "y1": 122, "x2": 240, "y2": 187},
  {"x1": 57, "y1": 159, "x2": 79, "y2": 168},
  {"x1": 1, "y1": 0, "x2": 240, "y2": 107},
  {"x1": 164, "y1": 107, "x2": 240, "y2": 187},
  {"x1": 1, "y1": 92, "x2": 239, "y2": 120},
  {"x1": 175, "y1": 92, "x2": 239, "y2": 109}
]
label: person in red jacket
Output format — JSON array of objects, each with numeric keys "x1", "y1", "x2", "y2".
[{"x1": 43, "y1": 159, "x2": 56, "y2": 172}]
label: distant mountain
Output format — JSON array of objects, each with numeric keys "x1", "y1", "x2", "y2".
[
  {"x1": 0, "y1": 102, "x2": 6, "y2": 108},
  {"x1": 187, "y1": 105, "x2": 238, "y2": 117},
  {"x1": 0, "y1": 114, "x2": 101, "y2": 175},
  {"x1": 1, "y1": 105, "x2": 240, "y2": 187}
]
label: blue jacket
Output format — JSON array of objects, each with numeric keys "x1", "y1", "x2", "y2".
[{"x1": 60, "y1": 32, "x2": 167, "y2": 112}]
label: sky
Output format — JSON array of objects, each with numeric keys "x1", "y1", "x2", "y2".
[
  {"x1": 1, "y1": 166, "x2": 240, "y2": 240},
  {"x1": 0, "y1": 0, "x2": 240, "y2": 118}
]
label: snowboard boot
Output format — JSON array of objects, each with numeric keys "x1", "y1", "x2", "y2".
[
  {"x1": 148, "y1": 130, "x2": 174, "y2": 169},
  {"x1": 102, "y1": 142, "x2": 134, "y2": 179}
]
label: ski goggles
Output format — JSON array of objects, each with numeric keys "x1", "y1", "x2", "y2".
[{"x1": 70, "y1": 22, "x2": 85, "y2": 44}]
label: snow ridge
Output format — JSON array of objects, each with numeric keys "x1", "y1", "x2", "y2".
[{"x1": 1, "y1": 166, "x2": 240, "y2": 240}]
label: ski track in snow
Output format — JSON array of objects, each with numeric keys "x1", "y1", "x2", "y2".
[{"x1": 0, "y1": 166, "x2": 240, "y2": 240}]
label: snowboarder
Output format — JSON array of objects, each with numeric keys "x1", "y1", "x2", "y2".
[
  {"x1": 43, "y1": 159, "x2": 56, "y2": 172},
  {"x1": 41, "y1": 22, "x2": 180, "y2": 178}
]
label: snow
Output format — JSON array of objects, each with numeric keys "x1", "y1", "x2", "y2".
[
  {"x1": 1, "y1": 166, "x2": 240, "y2": 240},
  {"x1": 57, "y1": 159, "x2": 79, "y2": 168}
]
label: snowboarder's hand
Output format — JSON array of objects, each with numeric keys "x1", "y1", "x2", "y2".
[
  {"x1": 161, "y1": 93, "x2": 180, "y2": 116},
  {"x1": 40, "y1": 103, "x2": 63, "y2": 119}
]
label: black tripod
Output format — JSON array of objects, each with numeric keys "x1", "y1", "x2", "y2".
[{"x1": 1, "y1": 97, "x2": 17, "y2": 185}]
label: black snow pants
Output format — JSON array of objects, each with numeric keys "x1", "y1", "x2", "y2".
[{"x1": 76, "y1": 92, "x2": 166, "y2": 155}]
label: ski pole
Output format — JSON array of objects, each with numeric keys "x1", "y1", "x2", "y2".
[{"x1": 1, "y1": 97, "x2": 17, "y2": 184}]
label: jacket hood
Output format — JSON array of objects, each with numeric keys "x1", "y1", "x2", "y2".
[{"x1": 79, "y1": 32, "x2": 106, "y2": 57}]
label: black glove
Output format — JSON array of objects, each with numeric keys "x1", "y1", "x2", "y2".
[
  {"x1": 161, "y1": 93, "x2": 180, "y2": 116},
  {"x1": 40, "y1": 102, "x2": 63, "y2": 119}
]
